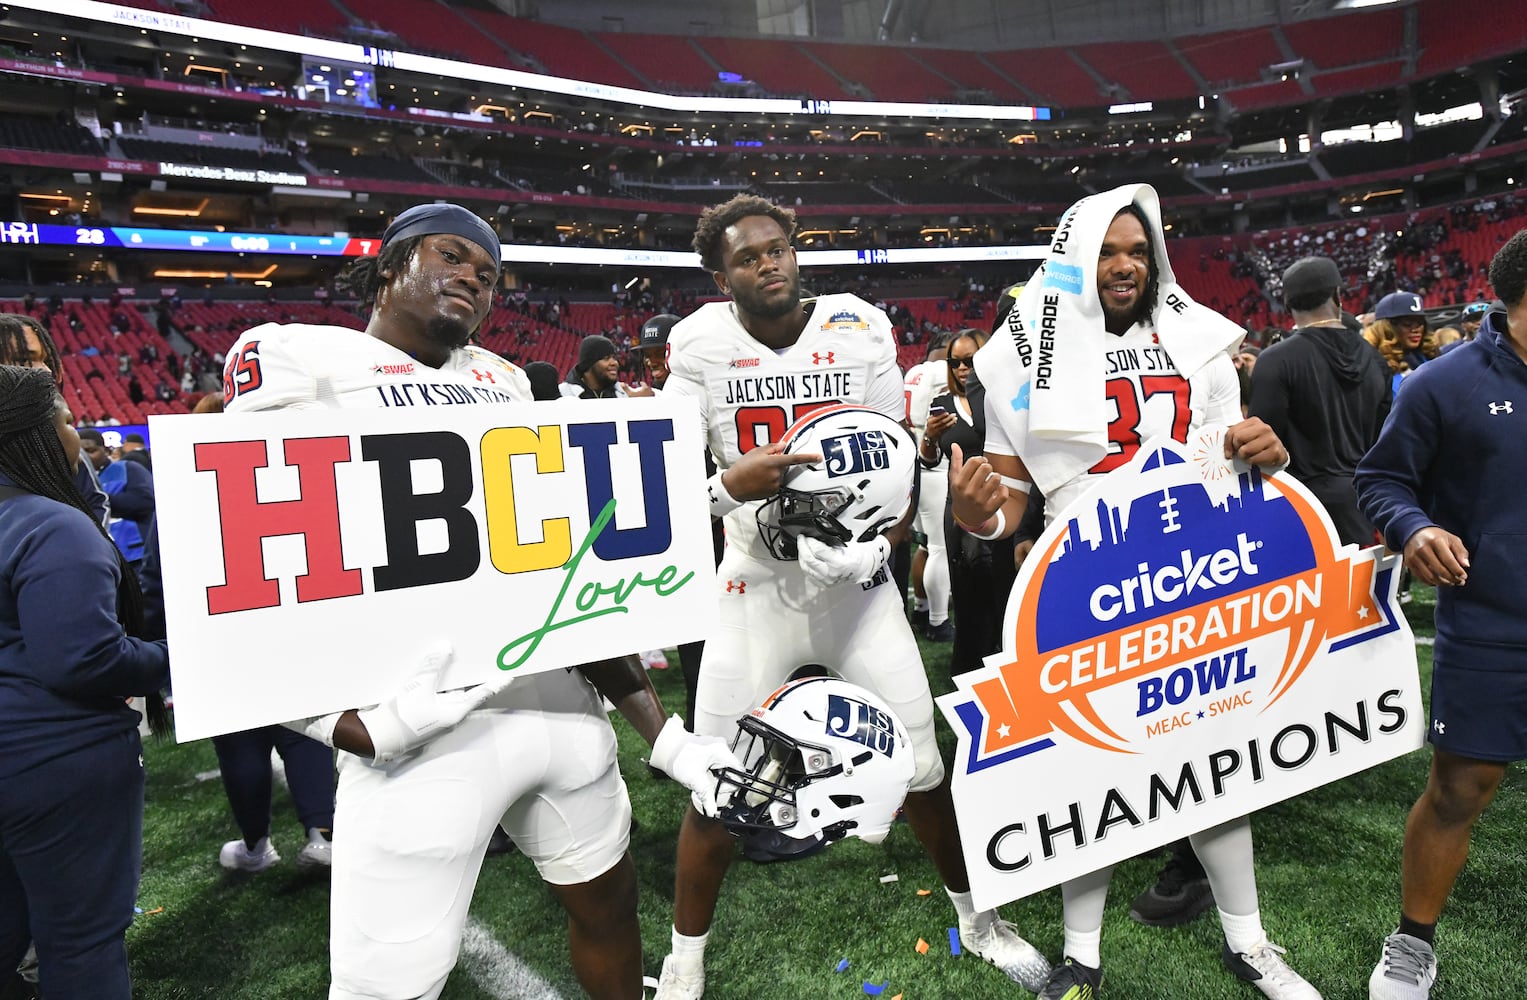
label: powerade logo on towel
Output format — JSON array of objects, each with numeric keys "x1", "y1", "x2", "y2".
[
  {"x1": 1042, "y1": 262, "x2": 1085, "y2": 295},
  {"x1": 943, "y1": 426, "x2": 1402, "y2": 771},
  {"x1": 826, "y1": 692, "x2": 899, "y2": 757},
  {"x1": 822, "y1": 430, "x2": 890, "y2": 478}
]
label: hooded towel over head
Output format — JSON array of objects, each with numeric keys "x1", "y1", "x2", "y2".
[{"x1": 974, "y1": 183, "x2": 1244, "y2": 496}]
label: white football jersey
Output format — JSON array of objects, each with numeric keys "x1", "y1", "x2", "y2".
[
  {"x1": 984, "y1": 320, "x2": 1240, "y2": 522},
  {"x1": 222, "y1": 323, "x2": 531, "y2": 412},
  {"x1": 903, "y1": 359, "x2": 948, "y2": 432},
  {"x1": 664, "y1": 293, "x2": 905, "y2": 558}
]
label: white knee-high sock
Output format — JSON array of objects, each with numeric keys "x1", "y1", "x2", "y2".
[
  {"x1": 1190, "y1": 815, "x2": 1264, "y2": 951},
  {"x1": 1060, "y1": 866, "x2": 1113, "y2": 967}
]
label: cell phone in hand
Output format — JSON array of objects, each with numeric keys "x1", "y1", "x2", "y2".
[{"x1": 928, "y1": 404, "x2": 948, "y2": 416}]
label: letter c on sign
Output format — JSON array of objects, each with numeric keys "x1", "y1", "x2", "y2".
[
  {"x1": 1090, "y1": 584, "x2": 1122, "y2": 622},
  {"x1": 986, "y1": 822, "x2": 1030, "y2": 872},
  {"x1": 481, "y1": 425, "x2": 572, "y2": 574}
]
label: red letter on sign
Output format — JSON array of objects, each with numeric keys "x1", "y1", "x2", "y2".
[{"x1": 195, "y1": 437, "x2": 363, "y2": 614}]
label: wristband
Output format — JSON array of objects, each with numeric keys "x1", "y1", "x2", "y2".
[
  {"x1": 707, "y1": 471, "x2": 743, "y2": 517},
  {"x1": 959, "y1": 508, "x2": 1006, "y2": 540}
]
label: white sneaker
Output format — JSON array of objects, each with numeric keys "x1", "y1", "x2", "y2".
[
  {"x1": 653, "y1": 954, "x2": 703, "y2": 1000},
  {"x1": 640, "y1": 649, "x2": 669, "y2": 671},
  {"x1": 296, "y1": 827, "x2": 332, "y2": 869},
  {"x1": 1369, "y1": 933, "x2": 1437, "y2": 1000},
  {"x1": 959, "y1": 911, "x2": 1051, "y2": 991},
  {"x1": 1222, "y1": 939, "x2": 1323, "y2": 999},
  {"x1": 219, "y1": 836, "x2": 279, "y2": 873}
]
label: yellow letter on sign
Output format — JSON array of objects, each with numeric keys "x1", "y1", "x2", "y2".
[{"x1": 481, "y1": 425, "x2": 572, "y2": 574}]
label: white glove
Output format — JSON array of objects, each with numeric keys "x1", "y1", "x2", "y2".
[
  {"x1": 648, "y1": 715, "x2": 743, "y2": 818},
  {"x1": 797, "y1": 534, "x2": 892, "y2": 587},
  {"x1": 358, "y1": 642, "x2": 513, "y2": 764}
]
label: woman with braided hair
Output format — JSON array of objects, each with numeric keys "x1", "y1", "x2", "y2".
[{"x1": 0, "y1": 365, "x2": 169, "y2": 1000}]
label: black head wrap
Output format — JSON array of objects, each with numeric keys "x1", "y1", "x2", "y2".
[{"x1": 382, "y1": 204, "x2": 501, "y2": 270}]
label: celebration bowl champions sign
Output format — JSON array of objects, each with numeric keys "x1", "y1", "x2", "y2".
[{"x1": 936, "y1": 426, "x2": 1424, "y2": 909}]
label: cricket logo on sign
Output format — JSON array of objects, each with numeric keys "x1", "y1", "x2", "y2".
[{"x1": 936, "y1": 426, "x2": 1423, "y2": 907}]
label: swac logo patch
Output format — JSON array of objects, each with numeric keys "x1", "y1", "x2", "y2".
[
  {"x1": 826, "y1": 692, "x2": 898, "y2": 757},
  {"x1": 822, "y1": 430, "x2": 890, "y2": 477},
  {"x1": 824, "y1": 310, "x2": 869, "y2": 332},
  {"x1": 372, "y1": 363, "x2": 416, "y2": 375},
  {"x1": 730, "y1": 357, "x2": 761, "y2": 368},
  {"x1": 945, "y1": 427, "x2": 1401, "y2": 773}
]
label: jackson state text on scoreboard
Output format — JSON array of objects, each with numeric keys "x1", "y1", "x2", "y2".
[{"x1": 151, "y1": 398, "x2": 716, "y2": 741}]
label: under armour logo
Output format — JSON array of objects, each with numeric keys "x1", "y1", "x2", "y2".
[
  {"x1": 471, "y1": 368, "x2": 496, "y2": 383},
  {"x1": 1489, "y1": 401, "x2": 1513, "y2": 415},
  {"x1": 811, "y1": 351, "x2": 835, "y2": 366},
  {"x1": 724, "y1": 579, "x2": 747, "y2": 594},
  {"x1": 1434, "y1": 719, "x2": 1446, "y2": 734}
]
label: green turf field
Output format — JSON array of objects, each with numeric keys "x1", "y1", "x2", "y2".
[{"x1": 127, "y1": 589, "x2": 1524, "y2": 999}]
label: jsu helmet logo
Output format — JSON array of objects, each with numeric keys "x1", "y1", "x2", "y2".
[
  {"x1": 826, "y1": 693, "x2": 898, "y2": 757},
  {"x1": 822, "y1": 430, "x2": 890, "y2": 478}
]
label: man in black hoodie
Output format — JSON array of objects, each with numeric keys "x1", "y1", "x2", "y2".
[{"x1": 1249, "y1": 255, "x2": 1391, "y2": 546}]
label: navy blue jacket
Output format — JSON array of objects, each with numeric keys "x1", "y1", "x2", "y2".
[
  {"x1": 1356, "y1": 314, "x2": 1527, "y2": 671},
  {"x1": 0, "y1": 472, "x2": 169, "y2": 775}
]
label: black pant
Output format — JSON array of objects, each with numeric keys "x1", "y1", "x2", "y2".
[
  {"x1": 212, "y1": 725, "x2": 335, "y2": 842},
  {"x1": 944, "y1": 504, "x2": 1017, "y2": 676},
  {"x1": 0, "y1": 731, "x2": 143, "y2": 1000}
]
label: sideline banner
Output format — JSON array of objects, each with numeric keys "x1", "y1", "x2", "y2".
[
  {"x1": 936, "y1": 426, "x2": 1424, "y2": 910},
  {"x1": 151, "y1": 397, "x2": 716, "y2": 741}
]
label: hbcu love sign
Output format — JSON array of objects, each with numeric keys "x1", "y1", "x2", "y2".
[
  {"x1": 151, "y1": 397, "x2": 716, "y2": 741},
  {"x1": 936, "y1": 426, "x2": 1424, "y2": 909}
]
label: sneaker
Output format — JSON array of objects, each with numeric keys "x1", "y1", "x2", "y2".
[
  {"x1": 911, "y1": 608, "x2": 930, "y2": 632},
  {"x1": 1037, "y1": 958, "x2": 1103, "y2": 1000},
  {"x1": 219, "y1": 836, "x2": 279, "y2": 873},
  {"x1": 1129, "y1": 841, "x2": 1214, "y2": 926},
  {"x1": 640, "y1": 649, "x2": 669, "y2": 671},
  {"x1": 960, "y1": 912, "x2": 1052, "y2": 991},
  {"x1": 486, "y1": 824, "x2": 519, "y2": 857},
  {"x1": 653, "y1": 955, "x2": 703, "y2": 1000},
  {"x1": 1222, "y1": 939, "x2": 1322, "y2": 999},
  {"x1": 1368, "y1": 933, "x2": 1437, "y2": 1000},
  {"x1": 924, "y1": 619, "x2": 956, "y2": 642},
  {"x1": 296, "y1": 828, "x2": 332, "y2": 869}
]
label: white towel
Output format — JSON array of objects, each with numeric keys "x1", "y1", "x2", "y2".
[{"x1": 976, "y1": 183, "x2": 1244, "y2": 495}]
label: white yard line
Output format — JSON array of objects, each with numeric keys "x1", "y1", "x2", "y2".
[{"x1": 459, "y1": 919, "x2": 567, "y2": 1000}]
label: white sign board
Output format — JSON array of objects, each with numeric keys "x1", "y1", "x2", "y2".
[
  {"x1": 151, "y1": 397, "x2": 716, "y2": 741},
  {"x1": 936, "y1": 429, "x2": 1424, "y2": 910}
]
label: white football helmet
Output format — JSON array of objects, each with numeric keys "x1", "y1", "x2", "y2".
[
  {"x1": 756, "y1": 404, "x2": 916, "y2": 560},
  {"x1": 713, "y1": 676, "x2": 916, "y2": 860}
]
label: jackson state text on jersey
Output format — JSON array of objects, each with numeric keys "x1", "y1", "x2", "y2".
[
  {"x1": 826, "y1": 692, "x2": 899, "y2": 757},
  {"x1": 986, "y1": 320, "x2": 1239, "y2": 517},
  {"x1": 662, "y1": 293, "x2": 904, "y2": 469},
  {"x1": 220, "y1": 323, "x2": 531, "y2": 411}
]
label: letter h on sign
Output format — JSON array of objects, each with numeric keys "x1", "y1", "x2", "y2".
[{"x1": 195, "y1": 437, "x2": 363, "y2": 614}]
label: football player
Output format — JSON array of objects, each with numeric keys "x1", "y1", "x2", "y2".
[
  {"x1": 222, "y1": 203, "x2": 736, "y2": 1000},
  {"x1": 950, "y1": 185, "x2": 1317, "y2": 1000},
  {"x1": 652, "y1": 194, "x2": 1050, "y2": 999}
]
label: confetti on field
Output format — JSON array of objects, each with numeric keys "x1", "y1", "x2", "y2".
[
  {"x1": 948, "y1": 927, "x2": 961, "y2": 956},
  {"x1": 879, "y1": 874, "x2": 899, "y2": 884},
  {"x1": 915, "y1": 938, "x2": 929, "y2": 955},
  {"x1": 133, "y1": 906, "x2": 164, "y2": 916},
  {"x1": 915, "y1": 888, "x2": 931, "y2": 896},
  {"x1": 863, "y1": 982, "x2": 889, "y2": 996},
  {"x1": 891, "y1": 995, "x2": 903, "y2": 1000},
  {"x1": 835, "y1": 958, "x2": 850, "y2": 973}
]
